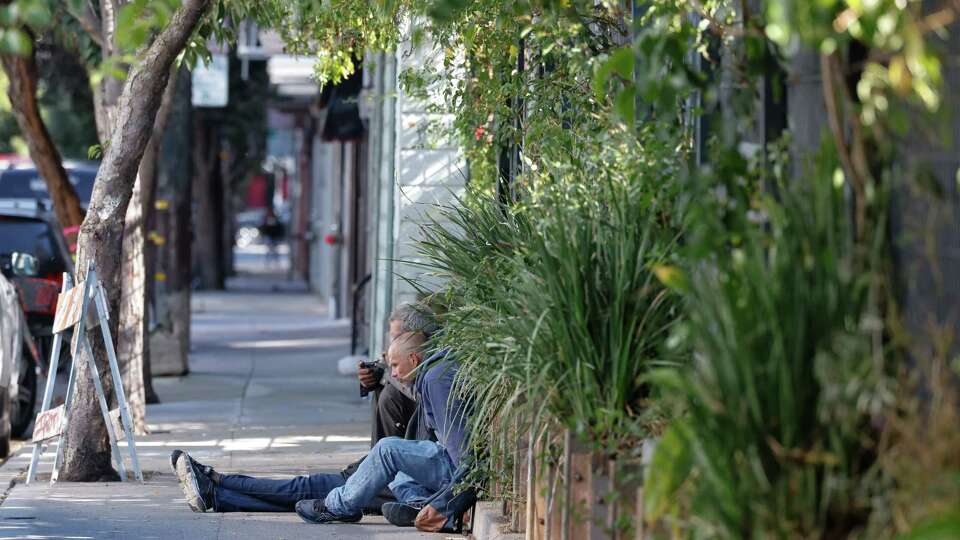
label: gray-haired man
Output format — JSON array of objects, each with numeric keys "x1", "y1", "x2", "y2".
[{"x1": 358, "y1": 302, "x2": 438, "y2": 441}]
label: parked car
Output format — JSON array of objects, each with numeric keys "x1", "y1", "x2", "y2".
[
  {"x1": 0, "y1": 201, "x2": 74, "y2": 287},
  {"x1": 0, "y1": 160, "x2": 98, "y2": 208},
  {"x1": 0, "y1": 203, "x2": 75, "y2": 438},
  {"x1": 0, "y1": 253, "x2": 41, "y2": 455}
]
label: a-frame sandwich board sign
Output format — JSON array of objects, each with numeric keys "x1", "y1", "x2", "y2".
[{"x1": 26, "y1": 261, "x2": 142, "y2": 484}]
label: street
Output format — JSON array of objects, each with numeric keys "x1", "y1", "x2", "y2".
[{"x1": 0, "y1": 265, "x2": 455, "y2": 539}]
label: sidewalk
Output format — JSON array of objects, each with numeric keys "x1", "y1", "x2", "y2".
[{"x1": 0, "y1": 271, "x2": 458, "y2": 539}]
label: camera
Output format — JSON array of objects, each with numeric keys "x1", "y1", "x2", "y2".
[{"x1": 359, "y1": 360, "x2": 385, "y2": 397}]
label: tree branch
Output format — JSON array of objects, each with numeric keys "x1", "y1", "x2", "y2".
[
  {"x1": 910, "y1": 0, "x2": 960, "y2": 35},
  {"x1": 820, "y1": 52, "x2": 867, "y2": 236},
  {"x1": 66, "y1": 3, "x2": 105, "y2": 48},
  {"x1": 684, "y1": 0, "x2": 759, "y2": 39}
]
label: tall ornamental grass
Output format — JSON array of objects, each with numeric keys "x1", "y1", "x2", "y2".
[
  {"x1": 416, "y1": 132, "x2": 683, "y2": 483},
  {"x1": 645, "y1": 154, "x2": 892, "y2": 538}
]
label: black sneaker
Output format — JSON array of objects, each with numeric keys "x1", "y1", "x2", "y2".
[
  {"x1": 295, "y1": 499, "x2": 362, "y2": 524},
  {"x1": 171, "y1": 450, "x2": 215, "y2": 513},
  {"x1": 381, "y1": 502, "x2": 421, "y2": 527}
]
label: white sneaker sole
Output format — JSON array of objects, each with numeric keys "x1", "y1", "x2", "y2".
[{"x1": 174, "y1": 454, "x2": 208, "y2": 513}]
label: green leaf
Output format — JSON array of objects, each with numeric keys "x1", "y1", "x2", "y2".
[
  {"x1": 18, "y1": 0, "x2": 51, "y2": 30},
  {"x1": 593, "y1": 55, "x2": 614, "y2": 100},
  {"x1": 115, "y1": 0, "x2": 151, "y2": 51},
  {"x1": 652, "y1": 264, "x2": 688, "y2": 292},
  {"x1": 109, "y1": 64, "x2": 128, "y2": 81},
  {"x1": 0, "y1": 6, "x2": 15, "y2": 26},
  {"x1": 614, "y1": 86, "x2": 636, "y2": 124},
  {"x1": 87, "y1": 143, "x2": 103, "y2": 160},
  {"x1": 644, "y1": 423, "x2": 693, "y2": 522},
  {"x1": 427, "y1": 0, "x2": 470, "y2": 23},
  {"x1": 115, "y1": 4, "x2": 138, "y2": 41},
  {"x1": 0, "y1": 28, "x2": 33, "y2": 56},
  {"x1": 896, "y1": 512, "x2": 960, "y2": 540},
  {"x1": 644, "y1": 368, "x2": 686, "y2": 392},
  {"x1": 609, "y1": 47, "x2": 635, "y2": 80},
  {"x1": 152, "y1": 0, "x2": 173, "y2": 28},
  {"x1": 120, "y1": 26, "x2": 148, "y2": 51}
]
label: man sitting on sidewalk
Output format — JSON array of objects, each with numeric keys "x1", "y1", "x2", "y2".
[
  {"x1": 295, "y1": 331, "x2": 468, "y2": 527},
  {"x1": 170, "y1": 329, "x2": 438, "y2": 513},
  {"x1": 360, "y1": 302, "x2": 439, "y2": 441}
]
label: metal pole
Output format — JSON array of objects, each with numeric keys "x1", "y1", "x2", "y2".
[
  {"x1": 25, "y1": 274, "x2": 71, "y2": 484},
  {"x1": 80, "y1": 335, "x2": 128, "y2": 481},
  {"x1": 94, "y1": 282, "x2": 143, "y2": 482}
]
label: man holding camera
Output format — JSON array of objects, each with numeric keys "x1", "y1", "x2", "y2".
[{"x1": 359, "y1": 302, "x2": 437, "y2": 441}]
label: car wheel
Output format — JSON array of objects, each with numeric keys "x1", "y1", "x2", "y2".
[{"x1": 10, "y1": 343, "x2": 36, "y2": 438}]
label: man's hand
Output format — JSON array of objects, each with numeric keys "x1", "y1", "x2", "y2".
[{"x1": 358, "y1": 363, "x2": 381, "y2": 389}]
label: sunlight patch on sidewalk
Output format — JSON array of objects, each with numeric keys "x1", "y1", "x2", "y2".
[
  {"x1": 116, "y1": 434, "x2": 370, "y2": 452},
  {"x1": 226, "y1": 337, "x2": 350, "y2": 349}
]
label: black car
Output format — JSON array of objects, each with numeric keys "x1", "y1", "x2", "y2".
[
  {"x1": 0, "y1": 202, "x2": 73, "y2": 286},
  {"x1": 0, "y1": 202, "x2": 75, "y2": 437},
  {"x1": 0, "y1": 160, "x2": 98, "y2": 208}
]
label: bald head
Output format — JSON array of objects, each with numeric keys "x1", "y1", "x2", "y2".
[{"x1": 387, "y1": 332, "x2": 427, "y2": 383}]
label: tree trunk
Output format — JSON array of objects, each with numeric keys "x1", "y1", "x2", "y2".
[
  {"x1": 0, "y1": 47, "x2": 84, "y2": 245},
  {"x1": 149, "y1": 66, "x2": 192, "y2": 377},
  {"x1": 92, "y1": 0, "x2": 124, "y2": 143},
  {"x1": 117, "y1": 68, "x2": 179, "y2": 435},
  {"x1": 60, "y1": 0, "x2": 212, "y2": 482},
  {"x1": 193, "y1": 112, "x2": 226, "y2": 290}
]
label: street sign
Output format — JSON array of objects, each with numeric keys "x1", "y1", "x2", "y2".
[
  {"x1": 26, "y1": 264, "x2": 143, "y2": 485},
  {"x1": 192, "y1": 54, "x2": 229, "y2": 107}
]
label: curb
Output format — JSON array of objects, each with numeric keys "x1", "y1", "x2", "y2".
[
  {"x1": 0, "y1": 444, "x2": 34, "y2": 505},
  {"x1": 470, "y1": 501, "x2": 523, "y2": 540}
]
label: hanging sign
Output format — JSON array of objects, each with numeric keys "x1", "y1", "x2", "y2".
[{"x1": 192, "y1": 54, "x2": 229, "y2": 108}]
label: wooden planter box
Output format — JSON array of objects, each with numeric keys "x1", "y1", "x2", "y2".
[
  {"x1": 489, "y1": 428, "x2": 653, "y2": 540},
  {"x1": 518, "y1": 432, "x2": 644, "y2": 540}
]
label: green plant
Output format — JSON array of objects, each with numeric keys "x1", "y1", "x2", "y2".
[
  {"x1": 646, "y1": 145, "x2": 892, "y2": 538},
  {"x1": 415, "y1": 125, "x2": 685, "y2": 506},
  {"x1": 282, "y1": 0, "x2": 960, "y2": 535}
]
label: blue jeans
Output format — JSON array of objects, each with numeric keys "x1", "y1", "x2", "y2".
[
  {"x1": 324, "y1": 437, "x2": 455, "y2": 516},
  {"x1": 214, "y1": 471, "x2": 346, "y2": 512}
]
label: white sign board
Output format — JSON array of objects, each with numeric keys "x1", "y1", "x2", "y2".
[
  {"x1": 32, "y1": 405, "x2": 64, "y2": 443},
  {"x1": 192, "y1": 54, "x2": 229, "y2": 107}
]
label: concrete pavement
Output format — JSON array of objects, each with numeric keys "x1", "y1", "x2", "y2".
[{"x1": 0, "y1": 271, "x2": 461, "y2": 539}]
